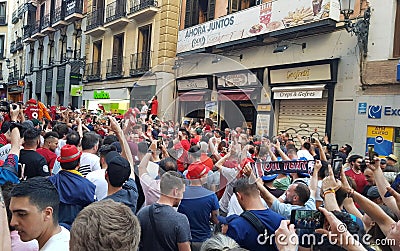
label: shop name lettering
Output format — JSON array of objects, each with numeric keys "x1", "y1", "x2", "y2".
[
  {"x1": 279, "y1": 91, "x2": 316, "y2": 98},
  {"x1": 253, "y1": 160, "x2": 313, "y2": 175},
  {"x1": 93, "y1": 91, "x2": 110, "y2": 99},
  {"x1": 286, "y1": 69, "x2": 310, "y2": 80},
  {"x1": 384, "y1": 106, "x2": 400, "y2": 116}
]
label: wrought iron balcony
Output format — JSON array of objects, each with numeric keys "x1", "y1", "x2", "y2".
[
  {"x1": 0, "y1": 15, "x2": 6, "y2": 25},
  {"x1": 16, "y1": 37, "x2": 23, "y2": 51},
  {"x1": 86, "y1": 62, "x2": 101, "y2": 81},
  {"x1": 129, "y1": 0, "x2": 158, "y2": 14},
  {"x1": 65, "y1": 0, "x2": 83, "y2": 22},
  {"x1": 106, "y1": 58, "x2": 123, "y2": 79},
  {"x1": 86, "y1": 8, "x2": 105, "y2": 31},
  {"x1": 106, "y1": 0, "x2": 127, "y2": 23},
  {"x1": 10, "y1": 41, "x2": 16, "y2": 54},
  {"x1": 52, "y1": 5, "x2": 67, "y2": 28},
  {"x1": 23, "y1": 24, "x2": 35, "y2": 42},
  {"x1": 130, "y1": 51, "x2": 151, "y2": 76},
  {"x1": 8, "y1": 71, "x2": 20, "y2": 84},
  {"x1": 42, "y1": 13, "x2": 51, "y2": 29}
]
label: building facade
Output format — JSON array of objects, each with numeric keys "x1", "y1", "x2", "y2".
[
  {"x1": 175, "y1": 0, "x2": 384, "y2": 154},
  {"x1": 83, "y1": 0, "x2": 179, "y2": 116},
  {"x1": 21, "y1": 0, "x2": 86, "y2": 107}
]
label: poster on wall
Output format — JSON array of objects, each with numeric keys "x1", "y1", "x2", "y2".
[
  {"x1": 205, "y1": 101, "x2": 218, "y2": 122},
  {"x1": 256, "y1": 113, "x2": 270, "y2": 137},
  {"x1": 70, "y1": 85, "x2": 83, "y2": 96},
  {"x1": 366, "y1": 126, "x2": 394, "y2": 157}
]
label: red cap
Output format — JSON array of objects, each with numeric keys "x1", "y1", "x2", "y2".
[
  {"x1": 186, "y1": 163, "x2": 210, "y2": 179},
  {"x1": 190, "y1": 138, "x2": 199, "y2": 145},
  {"x1": 57, "y1": 145, "x2": 82, "y2": 163},
  {"x1": 27, "y1": 98, "x2": 37, "y2": 104},
  {"x1": 240, "y1": 157, "x2": 255, "y2": 168}
]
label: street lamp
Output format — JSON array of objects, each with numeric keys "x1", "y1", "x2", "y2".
[{"x1": 339, "y1": 0, "x2": 370, "y2": 54}]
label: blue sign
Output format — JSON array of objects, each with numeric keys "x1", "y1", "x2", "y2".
[
  {"x1": 397, "y1": 60, "x2": 400, "y2": 82},
  {"x1": 375, "y1": 135, "x2": 384, "y2": 144},
  {"x1": 358, "y1": 102, "x2": 367, "y2": 114},
  {"x1": 368, "y1": 105, "x2": 382, "y2": 119}
]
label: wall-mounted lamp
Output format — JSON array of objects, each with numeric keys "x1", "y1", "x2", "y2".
[
  {"x1": 339, "y1": 0, "x2": 370, "y2": 54},
  {"x1": 211, "y1": 56, "x2": 222, "y2": 64},
  {"x1": 172, "y1": 60, "x2": 182, "y2": 70},
  {"x1": 273, "y1": 45, "x2": 289, "y2": 53}
]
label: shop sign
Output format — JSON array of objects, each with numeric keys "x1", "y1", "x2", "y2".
[
  {"x1": 217, "y1": 72, "x2": 257, "y2": 87},
  {"x1": 270, "y1": 64, "x2": 331, "y2": 84},
  {"x1": 256, "y1": 113, "x2": 270, "y2": 136},
  {"x1": 273, "y1": 90, "x2": 323, "y2": 99},
  {"x1": 94, "y1": 90, "x2": 110, "y2": 99},
  {"x1": 177, "y1": 78, "x2": 208, "y2": 91},
  {"x1": 368, "y1": 105, "x2": 400, "y2": 119},
  {"x1": 177, "y1": 0, "x2": 340, "y2": 53},
  {"x1": 70, "y1": 73, "x2": 82, "y2": 85},
  {"x1": 205, "y1": 101, "x2": 218, "y2": 121},
  {"x1": 18, "y1": 80, "x2": 25, "y2": 87},
  {"x1": 358, "y1": 102, "x2": 367, "y2": 114},
  {"x1": 366, "y1": 126, "x2": 394, "y2": 157},
  {"x1": 71, "y1": 85, "x2": 83, "y2": 97}
]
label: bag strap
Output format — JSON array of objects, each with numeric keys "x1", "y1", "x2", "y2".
[
  {"x1": 240, "y1": 211, "x2": 266, "y2": 234},
  {"x1": 149, "y1": 204, "x2": 171, "y2": 250}
]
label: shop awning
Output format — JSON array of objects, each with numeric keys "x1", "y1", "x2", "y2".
[
  {"x1": 218, "y1": 89, "x2": 255, "y2": 101},
  {"x1": 271, "y1": 84, "x2": 326, "y2": 100},
  {"x1": 179, "y1": 91, "x2": 206, "y2": 102}
]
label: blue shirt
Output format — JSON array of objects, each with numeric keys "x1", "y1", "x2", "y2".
[
  {"x1": 227, "y1": 209, "x2": 285, "y2": 251},
  {"x1": 177, "y1": 186, "x2": 219, "y2": 242},
  {"x1": 0, "y1": 154, "x2": 19, "y2": 185}
]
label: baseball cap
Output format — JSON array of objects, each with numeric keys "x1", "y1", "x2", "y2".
[
  {"x1": 106, "y1": 151, "x2": 131, "y2": 187},
  {"x1": 367, "y1": 186, "x2": 380, "y2": 199},
  {"x1": 262, "y1": 174, "x2": 278, "y2": 182},
  {"x1": 387, "y1": 154, "x2": 398, "y2": 162},
  {"x1": 57, "y1": 144, "x2": 82, "y2": 163},
  {"x1": 186, "y1": 163, "x2": 209, "y2": 179}
]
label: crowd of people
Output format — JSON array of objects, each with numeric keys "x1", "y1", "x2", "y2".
[{"x1": 0, "y1": 98, "x2": 400, "y2": 251}]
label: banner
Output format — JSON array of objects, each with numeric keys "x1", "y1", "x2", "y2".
[
  {"x1": 366, "y1": 126, "x2": 394, "y2": 157},
  {"x1": 251, "y1": 160, "x2": 315, "y2": 176},
  {"x1": 177, "y1": 0, "x2": 340, "y2": 53}
]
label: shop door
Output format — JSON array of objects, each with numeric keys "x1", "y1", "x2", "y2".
[{"x1": 277, "y1": 98, "x2": 327, "y2": 142}]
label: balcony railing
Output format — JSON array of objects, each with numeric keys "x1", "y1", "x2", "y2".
[
  {"x1": 130, "y1": 51, "x2": 151, "y2": 75},
  {"x1": 8, "y1": 71, "x2": 20, "y2": 83},
  {"x1": 65, "y1": 0, "x2": 83, "y2": 17},
  {"x1": 0, "y1": 15, "x2": 6, "y2": 25},
  {"x1": 86, "y1": 8, "x2": 104, "y2": 31},
  {"x1": 106, "y1": 0, "x2": 127, "y2": 23},
  {"x1": 52, "y1": 5, "x2": 66, "y2": 24},
  {"x1": 42, "y1": 13, "x2": 52, "y2": 29},
  {"x1": 23, "y1": 25, "x2": 34, "y2": 39},
  {"x1": 130, "y1": 0, "x2": 157, "y2": 14},
  {"x1": 106, "y1": 58, "x2": 123, "y2": 79},
  {"x1": 86, "y1": 62, "x2": 101, "y2": 81},
  {"x1": 32, "y1": 20, "x2": 43, "y2": 35},
  {"x1": 16, "y1": 37, "x2": 23, "y2": 51},
  {"x1": 10, "y1": 41, "x2": 16, "y2": 54}
]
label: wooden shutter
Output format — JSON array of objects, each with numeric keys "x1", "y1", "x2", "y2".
[
  {"x1": 184, "y1": 0, "x2": 193, "y2": 28},
  {"x1": 393, "y1": 0, "x2": 400, "y2": 57},
  {"x1": 207, "y1": 0, "x2": 215, "y2": 21}
]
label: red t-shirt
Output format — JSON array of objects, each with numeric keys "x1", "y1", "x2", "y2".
[
  {"x1": 200, "y1": 153, "x2": 213, "y2": 170},
  {"x1": 150, "y1": 100, "x2": 158, "y2": 115},
  {"x1": 345, "y1": 168, "x2": 368, "y2": 193},
  {"x1": 36, "y1": 147, "x2": 57, "y2": 171},
  {"x1": 25, "y1": 106, "x2": 40, "y2": 120}
]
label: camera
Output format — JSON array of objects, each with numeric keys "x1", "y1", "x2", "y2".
[{"x1": 0, "y1": 101, "x2": 17, "y2": 113}]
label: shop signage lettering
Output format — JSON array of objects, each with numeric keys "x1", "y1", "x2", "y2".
[
  {"x1": 251, "y1": 160, "x2": 315, "y2": 176},
  {"x1": 185, "y1": 16, "x2": 235, "y2": 39},
  {"x1": 274, "y1": 90, "x2": 322, "y2": 99},
  {"x1": 94, "y1": 91, "x2": 110, "y2": 99},
  {"x1": 384, "y1": 107, "x2": 400, "y2": 116},
  {"x1": 177, "y1": 78, "x2": 208, "y2": 90},
  {"x1": 368, "y1": 105, "x2": 400, "y2": 118},
  {"x1": 371, "y1": 126, "x2": 389, "y2": 136},
  {"x1": 286, "y1": 69, "x2": 310, "y2": 81}
]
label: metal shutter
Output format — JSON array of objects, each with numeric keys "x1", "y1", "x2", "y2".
[{"x1": 277, "y1": 98, "x2": 327, "y2": 141}]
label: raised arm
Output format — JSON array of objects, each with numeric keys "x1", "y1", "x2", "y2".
[
  {"x1": 110, "y1": 116, "x2": 135, "y2": 180},
  {"x1": 274, "y1": 141, "x2": 290, "y2": 161},
  {"x1": 9, "y1": 106, "x2": 21, "y2": 157},
  {"x1": 315, "y1": 138, "x2": 327, "y2": 162}
]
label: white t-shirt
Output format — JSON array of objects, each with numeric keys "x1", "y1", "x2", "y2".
[
  {"x1": 297, "y1": 149, "x2": 314, "y2": 161},
  {"x1": 140, "y1": 105, "x2": 148, "y2": 119},
  {"x1": 86, "y1": 169, "x2": 108, "y2": 200},
  {"x1": 55, "y1": 139, "x2": 67, "y2": 157},
  {"x1": 79, "y1": 152, "x2": 101, "y2": 176},
  {"x1": 40, "y1": 226, "x2": 69, "y2": 251}
]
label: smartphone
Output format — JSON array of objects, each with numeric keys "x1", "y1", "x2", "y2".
[
  {"x1": 368, "y1": 144, "x2": 375, "y2": 164},
  {"x1": 331, "y1": 144, "x2": 338, "y2": 152},
  {"x1": 333, "y1": 158, "x2": 343, "y2": 179},
  {"x1": 157, "y1": 135, "x2": 162, "y2": 148},
  {"x1": 385, "y1": 174, "x2": 400, "y2": 197},
  {"x1": 311, "y1": 138, "x2": 316, "y2": 144},
  {"x1": 290, "y1": 210, "x2": 325, "y2": 230}
]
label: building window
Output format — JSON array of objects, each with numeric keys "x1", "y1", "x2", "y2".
[
  {"x1": 394, "y1": 0, "x2": 400, "y2": 58},
  {"x1": 184, "y1": 0, "x2": 215, "y2": 28},
  {"x1": 0, "y1": 35, "x2": 4, "y2": 59},
  {"x1": 0, "y1": 2, "x2": 6, "y2": 25},
  {"x1": 228, "y1": 0, "x2": 257, "y2": 14}
]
